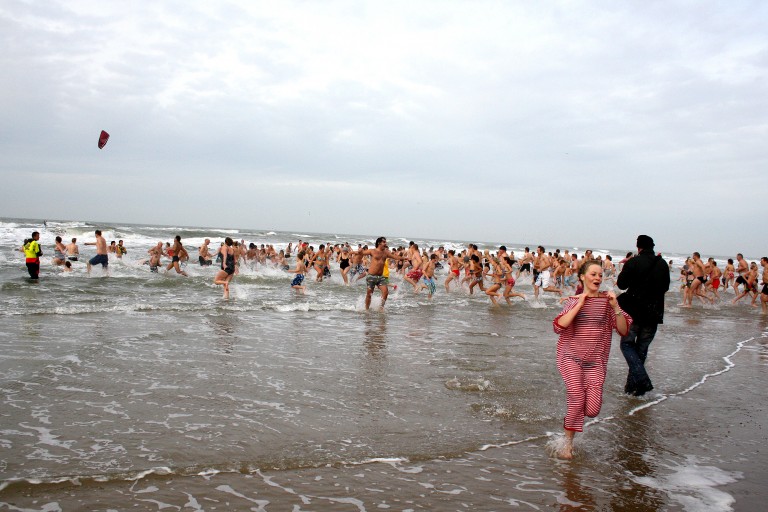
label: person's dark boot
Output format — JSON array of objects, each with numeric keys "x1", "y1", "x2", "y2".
[{"x1": 632, "y1": 380, "x2": 654, "y2": 397}]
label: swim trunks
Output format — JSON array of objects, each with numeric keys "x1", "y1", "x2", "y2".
[
  {"x1": 172, "y1": 255, "x2": 180, "y2": 263},
  {"x1": 366, "y1": 274, "x2": 389, "y2": 290},
  {"x1": 534, "y1": 270, "x2": 551, "y2": 288},
  {"x1": 712, "y1": 278, "x2": 720, "y2": 290},
  {"x1": 423, "y1": 276, "x2": 436, "y2": 295},
  {"x1": 89, "y1": 254, "x2": 109, "y2": 267},
  {"x1": 350, "y1": 264, "x2": 365, "y2": 276},
  {"x1": 54, "y1": 251, "x2": 66, "y2": 260},
  {"x1": 736, "y1": 276, "x2": 747, "y2": 286},
  {"x1": 199, "y1": 256, "x2": 212, "y2": 266},
  {"x1": 762, "y1": 284, "x2": 768, "y2": 295},
  {"x1": 451, "y1": 269, "x2": 460, "y2": 277},
  {"x1": 696, "y1": 276, "x2": 707, "y2": 284},
  {"x1": 520, "y1": 263, "x2": 531, "y2": 273},
  {"x1": 406, "y1": 269, "x2": 423, "y2": 281},
  {"x1": 67, "y1": 256, "x2": 78, "y2": 261},
  {"x1": 506, "y1": 277, "x2": 516, "y2": 287},
  {"x1": 291, "y1": 274, "x2": 304, "y2": 286}
]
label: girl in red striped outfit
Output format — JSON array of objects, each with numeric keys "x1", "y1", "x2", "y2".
[{"x1": 553, "y1": 260, "x2": 631, "y2": 459}]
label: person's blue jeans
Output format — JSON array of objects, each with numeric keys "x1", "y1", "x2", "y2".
[{"x1": 620, "y1": 323, "x2": 658, "y2": 395}]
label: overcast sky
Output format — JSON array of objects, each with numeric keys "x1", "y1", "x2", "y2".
[{"x1": 1, "y1": 1, "x2": 766, "y2": 256}]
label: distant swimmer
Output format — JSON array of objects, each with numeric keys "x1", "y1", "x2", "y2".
[
  {"x1": 214, "y1": 237, "x2": 235, "y2": 298},
  {"x1": 20, "y1": 231, "x2": 42, "y2": 279},
  {"x1": 66, "y1": 238, "x2": 79, "y2": 261},
  {"x1": 357, "y1": 237, "x2": 407, "y2": 310},
  {"x1": 85, "y1": 230, "x2": 109, "y2": 275},
  {"x1": 166, "y1": 235, "x2": 189, "y2": 276}
]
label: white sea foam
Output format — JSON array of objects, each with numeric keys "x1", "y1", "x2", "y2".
[{"x1": 632, "y1": 457, "x2": 740, "y2": 511}]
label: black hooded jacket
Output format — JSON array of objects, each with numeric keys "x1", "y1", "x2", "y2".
[{"x1": 616, "y1": 250, "x2": 670, "y2": 325}]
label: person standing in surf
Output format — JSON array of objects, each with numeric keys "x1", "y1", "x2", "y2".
[
  {"x1": 21, "y1": 231, "x2": 43, "y2": 279},
  {"x1": 357, "y1": 237, "x2": 407, "y2": 310},
  {"x1": 66, "y1": 237, "x2": 79, "y2": 261},
  {"x1": 198, "y1": 239, "x2": 213, "y2": 266},
  {"x1": 85, "y1": 230, "x2": 109, "y2": 275},
  {"x1": 616, "y1": 235, "x2": 670, "y2": 397},
  {"x1": 553, "y1": 260, "x2": 631, "y2": 459}
]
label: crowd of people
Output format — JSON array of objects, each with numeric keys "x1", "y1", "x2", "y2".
[
  {"x1": 19, "y1": 230, "x2": 768, "y2": 313},
  {"x1": 18, "y1": 229, "x2": 768, "y2": 461}
]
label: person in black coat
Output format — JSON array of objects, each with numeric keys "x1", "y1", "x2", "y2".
[{"x1": 616, "y1": 235, "x2": 670, "y2": 396}]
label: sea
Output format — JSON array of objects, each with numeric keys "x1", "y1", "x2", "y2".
[{"x1": 1, "y1": 217, "x2": 766, "y2": 511}]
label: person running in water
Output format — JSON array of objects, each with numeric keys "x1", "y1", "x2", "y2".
[{"x1": 357, "y1": 237, "x2": 407, "y2": 310}]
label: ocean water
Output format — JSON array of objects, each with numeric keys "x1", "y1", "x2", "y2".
[{"x1": 1, "y1": 217, "x2": 766, "y2": 511}]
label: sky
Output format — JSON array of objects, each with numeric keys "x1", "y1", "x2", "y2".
[{"x1": 1, "y1": 1, "x2": 766, "y2": 256}]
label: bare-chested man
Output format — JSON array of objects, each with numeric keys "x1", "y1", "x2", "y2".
[
  {"x1": 85, "y1": 230, "x2": 108, "y2": 275},
  {"x1": 349, "y1": 245, "x2": 368, "y2": 281},
  {"x1": 66, "y1": 238, "x2": 79, "y2": 261},
  {"x1": 403, "y1": 243, "x2": 424, "y2": 291},
  {"x1": 733, "y1": 253, "x2": 749, "y2": 295},
  {"x1": 516, "y1": 247, "x2": 533, "y2": 279},
  {"x1": 533, "y1": 245, "x2": 562, "y2": 300},
  {"x1": 733, "y1": 261, "x2": 759, "y2": 305},
  {"x1": 199, "y1": 239, "x2": 213, "y2": 266},
  {"x1": 358, "y1": 237, "x2": 407, "y2": 310},
  {"x1": 417, "y1": 254, "x2": 438, "y2": 299},
  {"x1": 147, "y1": 242, "x2": 163, "y2": 272}
]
